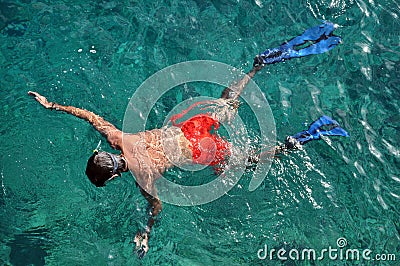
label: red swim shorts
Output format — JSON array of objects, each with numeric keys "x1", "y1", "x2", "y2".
[{"x1": 176, "y1": 114, "x2": 230, "y2": 165}]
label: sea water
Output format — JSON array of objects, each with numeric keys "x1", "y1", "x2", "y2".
[{"x1": 0, "y1": 0, "x2": 399, "y2": 265}]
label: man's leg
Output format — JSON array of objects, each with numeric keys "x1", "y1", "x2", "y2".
[{"x1": 220, "y1": 65, "x2": 263, "y2": 100}]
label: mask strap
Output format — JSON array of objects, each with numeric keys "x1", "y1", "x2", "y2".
[{"x1": 108, "y1": 153, "x2": 119, "y2": 174}]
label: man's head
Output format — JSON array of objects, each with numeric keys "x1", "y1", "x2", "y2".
[{"x1": 85, "y1": 151, "x2": 127, "y2": 187}]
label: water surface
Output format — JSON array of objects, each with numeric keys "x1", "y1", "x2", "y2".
[{"x1": 0, "y1": 0, "x2": 399, "y2": 265}]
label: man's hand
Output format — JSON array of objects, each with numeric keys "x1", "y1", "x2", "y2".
[
  {"x1": 134, "y1": 231, "x2": 149, "y2": 259},
  {"x1": 28, "y1": 91, "x2": 53, "y2": 109}
]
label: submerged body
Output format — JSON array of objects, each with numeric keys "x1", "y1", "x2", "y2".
[
  {"x1": 28, "y1": 21, "x2": 347, "y2": 259},
  {"x1": 122, "y1": 126, "x2": 193, "y2": 193},
  {"x1": 123, "y1": 114, "x2": 232, "y2": 194}
]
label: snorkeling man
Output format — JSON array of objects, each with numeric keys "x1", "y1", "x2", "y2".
[{"x1": 28, "y1": 21, "x2": 349, "y2": 259}]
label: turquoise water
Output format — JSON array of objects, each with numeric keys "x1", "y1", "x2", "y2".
[{"x1": 1, "y1": 0, "x2": 399, "y2": 265}]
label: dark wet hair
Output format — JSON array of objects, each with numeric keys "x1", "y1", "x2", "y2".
[{"x1": 85, "y1": 151, "x2": 126, "y2": 187}]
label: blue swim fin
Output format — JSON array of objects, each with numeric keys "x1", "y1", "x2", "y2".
[
  {"x1": 308, "y1": 115, "x2": 339, "y2": 135},
  {"x1": 319, "y1": 127, "x2": 350, "y2": 137},
  {"x1": 289, "y1": 36, "x2": 342, "y2": 58},
  {"x1": 282, "y1": 21, "x2": 337, "y2": 48},
  {"x1": 287, "y1": 116, "x2": 349, "y2": 147},
  {"x1": 254, "y1": 21, "x2": 341, "y2": 66},
  {"x1": 291, "y1": 131, "x2": 314, "y2": 145}
]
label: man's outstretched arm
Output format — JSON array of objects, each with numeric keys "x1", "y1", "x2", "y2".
[
  {"x1": 134, "y1": 187, "x2": 162, "y2": 259},
  {"x1": 28, "y1": 91, "x2": 122, "y2": 150}
]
